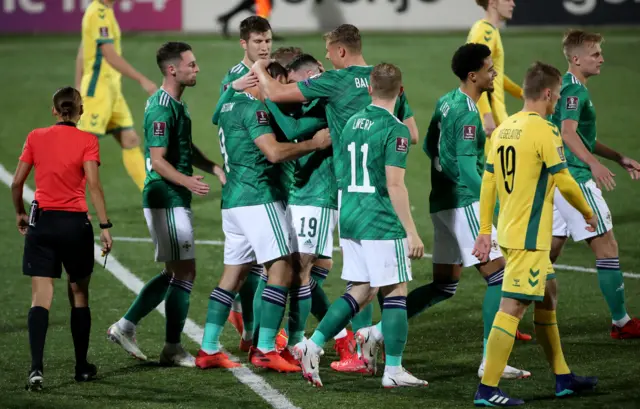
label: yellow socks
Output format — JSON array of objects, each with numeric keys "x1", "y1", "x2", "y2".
[
  {"x1": 482, "y1": 311, "x2": 520, "y2": 387},
  {"x1": 122, "y1": 147, "x2": 146, "y2": 191},
  {"x1": 534, "y1": 308, "x2": 570, "y2": 375}
]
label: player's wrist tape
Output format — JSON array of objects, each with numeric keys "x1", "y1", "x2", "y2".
[{"x1": 99, "y1": 220, "x2": 113, "y2": 229}]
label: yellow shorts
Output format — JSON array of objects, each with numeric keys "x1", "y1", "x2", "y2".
[
  {"x1": 78, "y1": 76, "x2": 134, "y2": 137},
  {"x1": 500, "y1": 247, "x2": 554, "y2": 302}
]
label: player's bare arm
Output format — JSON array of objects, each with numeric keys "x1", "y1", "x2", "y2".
[
  {"x1": 561, "y1": 119, "x2": 615, "y2": 191},
  {"x1": 252, "y1": 60, "x2": 306, "y2": 103},
  {"x1": 11, "y1": 160, "x2": 32, "y2": 235},
  {"x1": 74, "y1": 42, "x2": 83, "y2": 90},
  {"x1": 403, "y1": 117, "x2": 420, "y2": 145},
  {"x1": 99, "y1": 42, "x2": 157, "y2": 95},
  {"x1": 553, "y1": 168, "x2": 597, "y2": 231},
  {"x1": 594, "y1": 142, "x2": 640, "y2": 180},
  {"x1": 149, "y1": 147, "x2": 209, "y2": 196},
  {"x1": 253, "y1": 128, "x2": 331, "y2": 163},
  {"x1": 192, "y1": 145, "x2": 226, "y2": 185},
  {"x1": 472, "y1": 169, "x2": 497, "y2": 263},
  {"x1": 84, "y1": 159, "x2": 112, "y2": 254},
  {"x1": 386, "y1": 165, "x2": 423, "y2": 259}
]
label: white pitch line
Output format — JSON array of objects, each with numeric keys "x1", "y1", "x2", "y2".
[
  {"x1": 0, "y1": 164, "x2": 299, "y2": 409},
  {"x1": 104, "y1": 236, "x2": 640, "y2": 280}
]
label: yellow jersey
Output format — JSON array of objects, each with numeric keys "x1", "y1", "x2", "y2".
[
  {"x1": 81, "y1": 0, "x2": 122, "y2": 96},
  {"x1": 467, "y1": 19, "x2": 523, "y2": 127},
  {"x1": 483, "y1": 112, "x2": 569, "y2": 251}
]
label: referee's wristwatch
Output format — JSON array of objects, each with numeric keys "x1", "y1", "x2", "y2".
[{"x1": 99, "y1": 220, "x2": 113, "y2": 229}]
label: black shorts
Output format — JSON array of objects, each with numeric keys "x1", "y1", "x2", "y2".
[{"x1": 23, "y1": 211, "x2": 94, "y2": 283}]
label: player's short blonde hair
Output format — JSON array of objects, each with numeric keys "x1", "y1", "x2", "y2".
[
  {"x1": 323, "y1": 24, "x2": 362, "y2": 54},
  {"x1": 523, "y1": 61, "x2": 562, "y2": 100},
  {"x1": 271, "y1": 46, "x2": 303, "y2": 67},
  {"x1": 562, "y1": 29, "x2": 603, "y2": 61},
  {"x1": 370, "y1": 63, "x2": 402, "y2": 100}
]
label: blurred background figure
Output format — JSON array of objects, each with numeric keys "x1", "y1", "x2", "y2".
[{"x1": 218, "y1": 0, "x2": 279, "y2": 39}]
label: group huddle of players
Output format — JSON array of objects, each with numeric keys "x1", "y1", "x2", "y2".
[{"x1": 73, "y1": 0, "x2": 640, "y2": 406}]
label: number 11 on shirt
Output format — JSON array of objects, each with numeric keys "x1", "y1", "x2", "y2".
[{"x1": 348, "y1": 142, "x2": 376, "y2": 193}]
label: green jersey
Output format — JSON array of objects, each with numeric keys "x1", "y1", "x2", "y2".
[
  {"x1": 220, "y1": 61, "x2": 250, "y2": 95},
  {"x1": 266, "y1": 99, "x2": 337, "y2": 209},
  {"x1": 338, "y1": 105, "x2": 411, "y2": 240},
  {"x1": 550, "y1": 72, "x2": 597, "y2": 183},
  {"x1": 217, "y1": 92, "x2": 287, "y2": 209},
  {"x1": 424, "y1": 88, "x2": 486, "y2": 213},
  {"x1": 296, "y1": 66, "x2": 414, "y2": 183},
  {"x1": 142, "y1": 89, "x2": 193, "y2": 209}
]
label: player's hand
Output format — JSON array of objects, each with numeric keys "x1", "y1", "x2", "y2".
[
  {"x1": 251, "y1": 58, "x2": 270, "y2": 72},
  {"x1": 100, "y1": 229, "x2": 113, "y2": 256},
  {"x1": 317, "y1": 61, "x2": 326, "y2": 73},
  {"x1": 472, "y1": 234, "x2": 492, "y2": 263},
  {"x1": 140, "y1": 78, "x2": 158, "y2": 95},
  {"x1": 232, "y1": 72, "x2": 259, "y2": 91},
  {"x1": 589, "y1": 161, "x2": 616, "y2": 191},
  {"x1": 185, "y1": 175, "x2": 210, "y2": 196},
  {"x1": 16, "y1": 213, "x2": 28, "y2": 235},
  {"x1": 406, "y1": 231, "x2": 424, "y2": 260},
  {"x1": 618, "y1": 156, "x2": 640, "y2": 180},
  {"x1": 584, "y1": 213, "x2": 598, "y2": 232},
  {"x1": 482, "y1": 114, "x2": 496, "y2": 137},
  {"x1": 213, "y1": 165, "x2": 227, "y2": 186},
  {"x1": 312, "y1": 128, "x2": 332, "y2": 150}
]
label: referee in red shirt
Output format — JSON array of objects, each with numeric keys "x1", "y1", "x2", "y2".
[{"x1": 11, "y1": 87, "x2": 113, "y2": 391}]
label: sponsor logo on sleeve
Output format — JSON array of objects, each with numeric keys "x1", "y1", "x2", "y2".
[
  {"x1": 463, "y1": 125, "x2": 476, "y2": 141},
  {"x1": 566, "y1": 96, "x2": 579, "y2": 110},
  {"x1": 152, "y1": 121, "x2": 166, "y2": 137},
  {"x1": 557, "y1": 146, "x2": 566, "y2": 162},
  {"x1": 256, "y1": 110, "x2": 269, "y2": 125},
  {"x1": 396, "y1": 137, "x2": 408, "y2": 152}
]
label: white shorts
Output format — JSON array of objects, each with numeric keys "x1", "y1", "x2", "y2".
[
  {"x1": 222, "y1": 201, "x2": 293, "y2": 265},
  {"x1": 552, "y1": 179, "x2": 612, "y2": 241},
  {"x1": 431, "y1": 202, "x2": 502, "y2": 267},
  {"x1": 288, "y1": 205, "x2": 337, "y2": 258},
  {"x1": 341, "y1": 238, "x2": 412, "y2": 288},
  {"x1": 143, "y1": 207, "x2": 194, "y2": 262}
]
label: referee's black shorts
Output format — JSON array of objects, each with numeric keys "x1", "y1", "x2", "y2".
[{"x1": 23, "y1": 211, "x2": 94, "y2": 283}]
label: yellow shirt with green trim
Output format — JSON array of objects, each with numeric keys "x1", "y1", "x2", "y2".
[
  {"x1": 81, "y1": 0, "x2": 122, "y2": 95},
  {"x1": 484, "y1": 111, "x2": 567, "y2": 251}
]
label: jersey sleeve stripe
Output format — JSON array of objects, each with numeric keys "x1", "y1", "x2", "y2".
[
  {"x1": 86, "y1": 44, "x2": 104, "y2": 97},
  {"x1": 524, "y1": 166, "x2": 550, "y2": 250},
  {"x1": 485, "y1": 163, "x2": 494, "y2": 173},
  {"x1": 547, "y1": 162, "x2": 567, "y2": 175}
]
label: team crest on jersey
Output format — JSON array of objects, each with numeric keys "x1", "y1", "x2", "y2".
[
  {"x1": 557, "y1": 146, "x2": 566, "y2": 161},
  {"x1": 256, "y1": 110, "x2": 269, "y2": 125},
  {"x1": 153, "y1": 121, "x2": 166, "y2": 137},
  {"x1": 566, "y1": 96, "x2": 579, "y2": 110},
  {"x1": 396, "y1": 137, "x2": 408, "y2": 152},
  {"x1": 223, "y1": 83, "x2": 230, "y2": 91},
  {"x1": 463, "y1": 125, "x2": 476, "y2": 140},
  {"x1": 99, "y1": 26, "x2": 109, "y2": 37}
]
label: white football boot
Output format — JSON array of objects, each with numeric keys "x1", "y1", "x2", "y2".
[
  {"x1": 382, "y1": 367, "x2": 429, "y2": 388},
  {"x1": 107, "y1": 322, "x2": 147, "y2": 361},
  {"x1": 292, "y1": 338, "x2": 324, "y2": 387},
  {"x1": 355, "y1": 326, "x2": 380, "y2": 374},
  {"x1": 478, "y1": 360, "x2": 532, "y2": 380},
  {"x1": 160, "y1": 343, "x2": 196, "y2": 368}
]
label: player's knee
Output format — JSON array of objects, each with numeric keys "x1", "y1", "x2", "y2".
[
  {"x1": 115, "y1": 130, "x2": 140, "y2": 149},
  {"x1": 168, "y1": 259, "x2": 196, "y2": 282}
]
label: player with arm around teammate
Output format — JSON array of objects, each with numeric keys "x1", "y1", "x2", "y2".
[
  {"x1": 107, "y1": 42, "x2": 225, "y2": 367},
  {"x1": 472, "y1": 62, "x2": 598, "y2": 407},
  {"x1": 293, "y1": 63, "x2": 427, "y2": 389},
  {"x1": 550, "y1": 30, "x2": 640, "y2": 339}
]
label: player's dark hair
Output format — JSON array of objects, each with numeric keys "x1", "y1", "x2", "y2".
[
  {"x1": 267, "y1": 62, "x2": 288, "y2": 81},
  {"x1": 523, "y1": 61, "x2": 562, "y2": 100},
  {"x1": 370, "y1": 63, "x2": 402, "y2": 100},
  {"x1": 476, "y1": 0, "x2": 489, "y2": 10},
  {"x1": 271, "y1": 46, "x2": 304, "y2": 67},
  {"x1": 288, "y1": 53, "x2": 321, "y2": 73},
  {"x1": 239, "y1": 16, "x2": 272, "y2": 41},
  {"x1": 156, "y1": 42, "x2": 192, "y2": 75},
  {"x1": 53, "y1": 86, "x2": 82, "y2": 121},
  {"x1": 451, "y1": 43, "x2": 492, "y2": 81},
  {"x1": 562, "y1": 29, "x2": 604, "y2": 61},
  {"x1": 323, "y1": 24, "x2": 362, "y2": 54}
]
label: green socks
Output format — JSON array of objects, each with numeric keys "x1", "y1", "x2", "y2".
[
  {"x1": 238, "y1": 267, "x2": 262, "y2": 337},
  {"x1": 287, "y1": 284, "x2": 312, "y2": 346},
  {"x1": 596, "y1": 258, "x2": 628, "y2": 322},
  {"x1": 256, "y1": 284, "x2": 288, "y2": 352},
  {"x1": 406, "y1": 280, "x2": 458, "y2": 320},
  {"x1": 164, "y1": 277, "x2": 193, "y2": 344},
  {"x1": 201, "y1": 287, "x2": 236, "y2": 353},
  {"x1": 310, "y1": 293, "x2": 360, "y2": 349},
  {"x1": 124, "y1": 270, "x2": 171, "y2": 324},
  {"x1": 381, "y1": 296, "x2": 408, "y2": 367}
]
